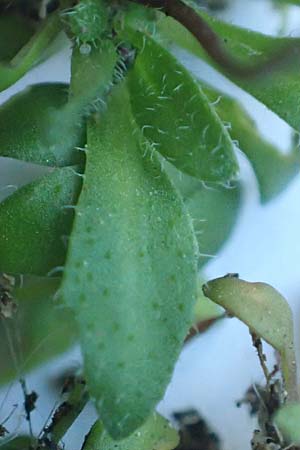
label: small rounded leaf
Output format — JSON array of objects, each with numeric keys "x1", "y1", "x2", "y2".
[{"x1": 203, "y1": 276, "x2": 298, "y2": 401}]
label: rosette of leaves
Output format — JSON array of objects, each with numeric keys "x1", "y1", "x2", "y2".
[{"x1": 0, "y1": 0, "x2": 299, "y2": 446}]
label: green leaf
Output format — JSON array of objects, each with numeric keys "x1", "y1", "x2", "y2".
[
  {"x1": 275, "y1": 403, "x2": 300, "y2": 444},
  {"x1": 124, "y1": 30, "x2": 238, "y2": 183},
  {"x1": 202, "y1": 84, "x2": 300, "y2": 202},
  {"x1": 165, "y1": 161, "x2": 241, "y2": 267},
  {"x1": 0, "y1": 83, "x2": 85, "y2": 167},
  {"x1": 273, "y1": 0, "x2": 300, "y2": 5},
  {"x1": 0, "y1": 437, "x2": 32, "y2": 450},
  {"x1": 157, "y1": 8, "x2": 300, "y2": 130},
  {"x1": 0, "y1": 166, "x2": 81, "y2": 276},
  {"x1": 0, "y1": 276, "x2": 76, "y2": 386},
  {"x1": 62, "y1": 0, "x2": 109, "y2": 44},
  {"x1": 193, "y1": 279, "x2": 222, "y2": 323},
  {"x1": 69, "y1": 39, "x2": 117, "y2": 113},
  {"x1": 45, "y1": 375, "x2": 89, "y2": 445},
  {"x1": 203, "y1": 276, "x2": 298, "y2": 402},
  {"x1": 0, "y1": 14, "x2": 61, "y2": 92},
  {"x1": 82, "y1": 413, "x2": 179, "y2": 450},
  {"x1": 0, "y1": 14, "x2": 35, "y2": 62},
  {"x1": 61, "y1": 83, "x2": 198, "y2": 438}
]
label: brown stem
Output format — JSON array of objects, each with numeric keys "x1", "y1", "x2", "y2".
[{"x1": 130, "y1": 0, "x2": 300, "y2": 78}]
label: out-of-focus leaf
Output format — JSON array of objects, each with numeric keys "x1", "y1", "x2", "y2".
[
  {"x1": 0, "y1": 14, "x2": 61, "y2": 92},
  {"x1": 0, "y1": 83, "x2": 85, "y2": 167},
  {"x1": 0, "y1": 436, "x2": 32, "y2": 449},
  {"x1": 44, "y1": 375, "x2": 88, "y2": 445},
  {"x1": 203, "y1": 276, "x2": 298, "y2": 402},
  {"x1": 0, "y1": 276, "x2": 76, "y2": 385},
  {"x1": 61, "y1": 83, "x2": 198, "y2": 438},
  {"x1": 202, "y1": 84, "x2": 300, "y2": 202},
  {"x1": 275, "y1": 403, "x2": 300, "y2": 444},
  {"x1": 273, "y1": 0, "x2": 300, "y2": 4},
  {"x1": 124, "y1": 30, "x2": 238, "y2": 183},
  {"x1": 82, "y1": 413, "x2": 179, "y2": 450},
  {"x1": 0, "y1": 14, "x2": 35, "y2": 62},
  {"x1": 165, "y1": 161, "x2": 241, "y2": 267},
  {"x1": 156, "y1": 8, "x2": 300, "y2": 131},
  {"x1": 0, "y1": 166, "x2": 81, "y2": 276}
]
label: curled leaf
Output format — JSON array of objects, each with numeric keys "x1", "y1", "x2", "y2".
[
  {"x1": 203, "y1": 276, "x2": 298, "y2": 402},
  {"x1": 61, "y1": 83, "x2": 198, "y2": 438},
  {"x1": 0, "y1": 166, "x2": 81, "y2": 275}
]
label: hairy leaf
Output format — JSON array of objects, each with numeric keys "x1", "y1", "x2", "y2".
[
  {"x1": 69, "y1": 39, "x2": 117, "y2": 112},
  {"x1": 0, "y1": 276, "x2": 76, "y2": 386},
  {"x1": 157, "y1": 8, "x2": 300, "y2": 130},
  {"x1": 82, "y1": 414, "x2": 179, "y2": 450},
  {"x1": 0, "y1": 166, "x2": 81, "y2": 275},
  {"x1": 61, "y1": 83, "x2": 198, "y2": 438},
  {"x1": 0, "y1": 83, "x2": 85, "y2": 167},
  {"x1": 202, "y1": 84, "x2": 300, "y2": 202},
  {"x1": 165, "y1": 162, "x2": 241, "y2": 267},
  {"x1": 0, "y1": 14, "x2": 60, "y2": 92},
  {"x1": 62, "y1": 0, "x2": 109, "y2": 44},
  {"x1": 275, "y1": 403, "x2": 300, "y2": 444},
  {"x1": 125, "y1": 30, "x2": 238, "y2": 183},
  {"x1": 203, "y1": 276, "x2": 298, "y2": 401}
]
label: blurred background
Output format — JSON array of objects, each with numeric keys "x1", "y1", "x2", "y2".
[{"x1": 1, "y1": 0, "x2": 300, "y2": 448}]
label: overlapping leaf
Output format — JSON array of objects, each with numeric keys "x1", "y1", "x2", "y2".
[
  {"x1": 0, "y1": 167, "x2": 81, "y2": 275},
  {"x1": 165, "y1": 161, "x2": 241, "y2": 267},
  {"x1": 61, "y1": 83, "x2": 198, "y2": 438},
  {"x1": 0, "y1": 14, "x2": 60, "y2": 92},
  {"x1": 0, "y1": 13, "x2": 35, "y2": 61},
  {"x1": 0, "y1": 276, "x2": 76, "y2": 386},
  {"x1": 69, "y1": 39, "x2": 117, "y2": 112},
  {"x1": 82, "y1": 414, "x2": 179, "y2": 450},
  {"x1": 124, "y1": 29, "x2": 238, "y2": 183},
  {"x1": 0, "y1": 83, "x2": 85, "y2": 167},
  {"x1": 202, "y1": 84, "x2": 300, "y2": 202},
  {"x1": 156, "y1": 6, "x2": 300, "y2": 130}
]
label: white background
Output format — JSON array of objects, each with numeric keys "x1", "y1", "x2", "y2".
[{"x1": 0, "y1": 1, "x2": 300, "y2": 449}]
